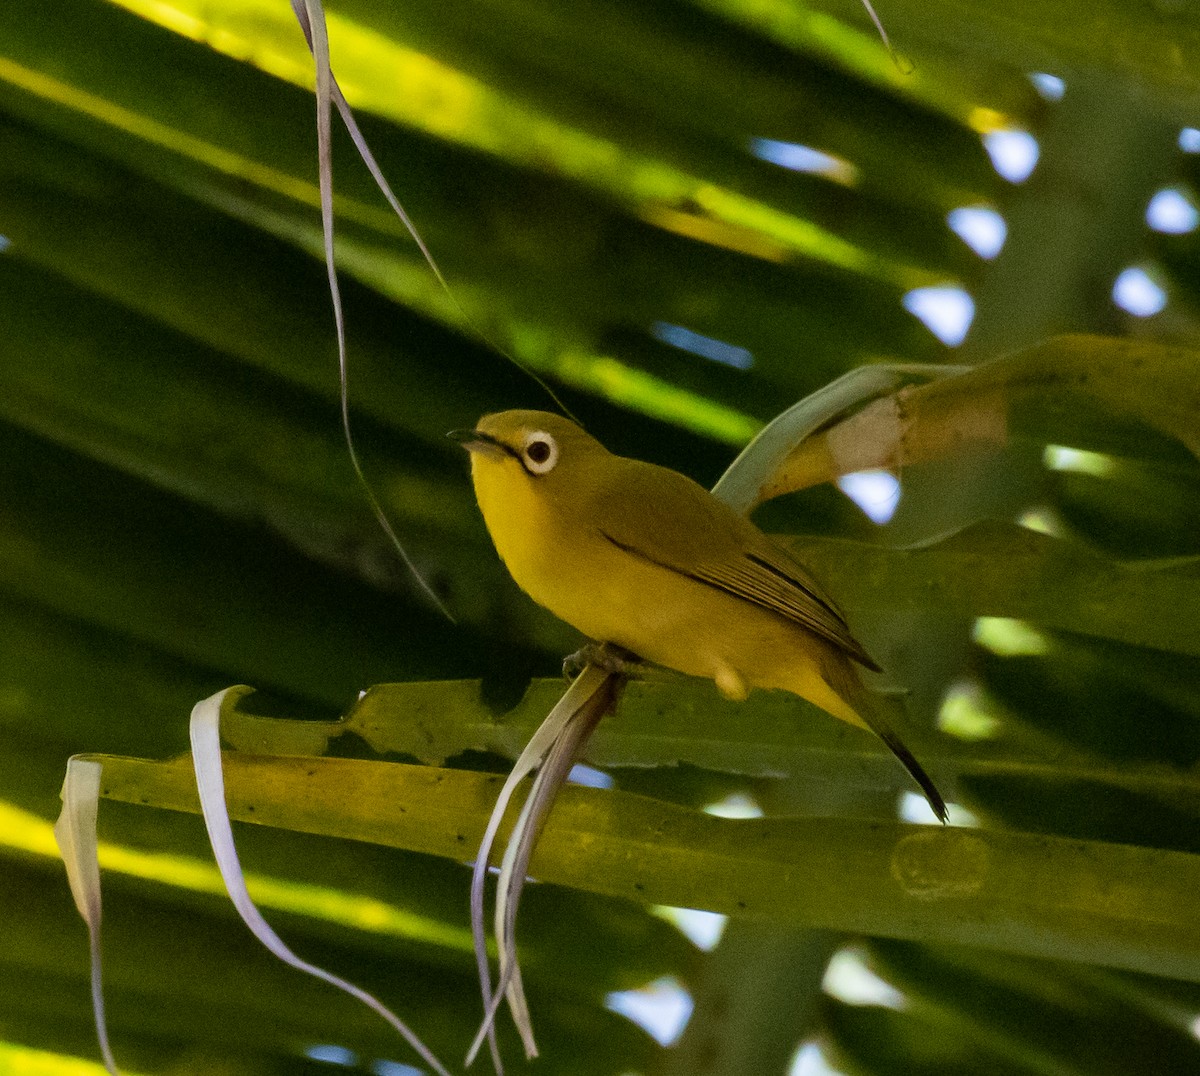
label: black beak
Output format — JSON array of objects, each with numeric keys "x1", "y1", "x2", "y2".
[{"x1": 447, "y1": 428, "x2": 511, "y2": 459}]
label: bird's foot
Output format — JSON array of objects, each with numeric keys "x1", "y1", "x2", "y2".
[{"x1": 563, "y1": 642, "x2": 639, "y2": 681}]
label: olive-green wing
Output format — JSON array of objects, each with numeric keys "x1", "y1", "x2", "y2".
[{"x1": 591, "y1": 457, "x2": 879, "y2": 670}]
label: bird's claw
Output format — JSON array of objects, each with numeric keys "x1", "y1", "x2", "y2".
[{"x1": 562, "y1": 642, "x2": 638, "y2": 681}]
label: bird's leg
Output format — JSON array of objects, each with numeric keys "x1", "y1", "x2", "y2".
[{"x1": 562, "y1": 641, "x2": 640, "y2": 681}]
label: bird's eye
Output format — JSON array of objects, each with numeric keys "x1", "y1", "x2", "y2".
[{"x1": 521, "y1": 431, "x2": 559, "y2": 475}]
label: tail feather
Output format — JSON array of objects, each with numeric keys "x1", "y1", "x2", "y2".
[
  {"x1": 870, "y1": 723, "x2": 947, "y2": 824},
  {"x1": 820, "y1": 651, "x2": 947, "y2": 823}
]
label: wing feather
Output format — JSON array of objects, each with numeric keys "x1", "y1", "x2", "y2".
[{"x1": 592, "y1": 457, "x2": 879, "y2": 670}]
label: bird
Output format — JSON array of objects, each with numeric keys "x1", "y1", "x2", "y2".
[{"x1": 450, "y1": 409, "x2": 945, "y2": 821}]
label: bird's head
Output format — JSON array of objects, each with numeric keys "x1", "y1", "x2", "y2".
[{"x1": 448, "y1": 410, "x2": 607, "y2": 491}]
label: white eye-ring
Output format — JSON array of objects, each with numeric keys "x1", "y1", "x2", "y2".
[{"x1": 521, "y1": 430, "x2": 559, "y2": 475}]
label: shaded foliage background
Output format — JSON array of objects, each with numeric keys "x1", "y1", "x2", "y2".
[{"x1": 2, "y1": 0, "x2": 1200, "y2": 1073}]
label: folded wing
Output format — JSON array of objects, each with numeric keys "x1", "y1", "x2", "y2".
[{"x1": 593, "y1": 458, "x2": 880, "y2": 670}]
